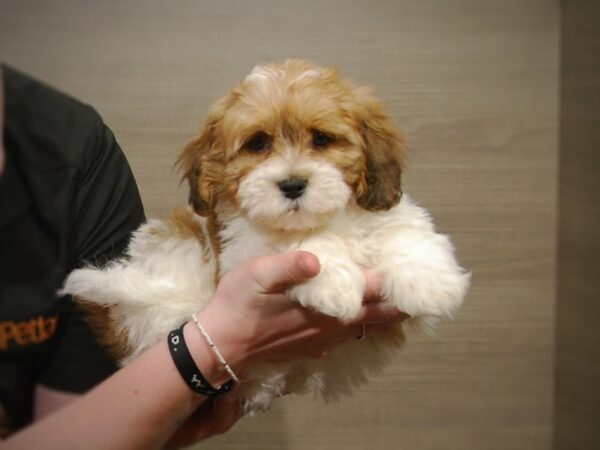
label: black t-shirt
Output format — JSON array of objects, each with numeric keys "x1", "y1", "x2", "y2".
[{"x1": 0, "y1": 65, "x2": 145, "y2": 433}]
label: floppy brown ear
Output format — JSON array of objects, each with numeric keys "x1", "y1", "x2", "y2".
[
  {"x1": 176, "y1": 119, "x2": 217, "y2": 216},
  {"x1": 176, "y1": 125, "x2": 212, "y2": 216},
  {"x1": 176, "y1": 92, "x2": 235, "y2": 216},
  {"x1": 355, "y1": 97, "x2": 406, "y2": 211}
]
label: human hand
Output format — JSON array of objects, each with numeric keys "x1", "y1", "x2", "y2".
[
  {"x1": 170, "y1": 251, "x2": 407, "y2": 447},
  {"x1": 196, "y1": 251, "x2": 409, "y2": 376},
  {"x1": 164, "y1": 385, "x2": 244, "y2": 449}
]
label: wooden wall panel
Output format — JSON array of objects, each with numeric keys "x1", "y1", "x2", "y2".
[
  {"x1": 0, "y1": 1, "x2": 559, "y2": 449},
  {"x1": 555, "y1": 1, "x2": 600, "y2": 448}
]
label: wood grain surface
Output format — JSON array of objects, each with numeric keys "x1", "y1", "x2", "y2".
[
  {"x1": 0, "y1": 1, "x2": 559, "y2": 449},
  {"x1": 555, "y1": 1, "x2": 600, "y2": 449}
]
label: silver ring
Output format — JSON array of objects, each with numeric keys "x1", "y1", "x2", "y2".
[{"x1": 356, "y1": 324, "x2": 366, "y2": 340}]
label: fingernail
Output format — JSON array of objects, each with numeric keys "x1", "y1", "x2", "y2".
[{"x1": 298, "y1": 253, "x2": 319, "y2": 276}]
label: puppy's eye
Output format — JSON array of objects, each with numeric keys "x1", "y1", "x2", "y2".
[
  {"x1": 245, "y1": 132, "x2": 271, "y2": 153},
  {"x1": 312, "y1": 130, "x2": 333, "y2": 149},
  {"x1": 244, "y1": 132, "x2": 271, "y2": 153}
]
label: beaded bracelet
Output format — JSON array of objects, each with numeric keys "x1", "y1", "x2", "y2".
[{"x1": 191, "y1": 313, "x2": 240, "y2": 383}]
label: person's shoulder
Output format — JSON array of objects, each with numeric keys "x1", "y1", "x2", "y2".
[{"x1": 3, "y1": 64, "x2": 106, "y2": 169}]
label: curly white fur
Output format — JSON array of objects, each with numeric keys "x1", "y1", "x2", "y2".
[
  {"x1": 62, "y1": 194, "x2": 469, "y2": 412},
  {"x1": 61, "y1": 60, "x2": 470, "y2": 413}
]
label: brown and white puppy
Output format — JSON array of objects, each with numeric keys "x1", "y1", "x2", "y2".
[{"x1": 62, "y1": 59, "x2": 470, "y2": 412}]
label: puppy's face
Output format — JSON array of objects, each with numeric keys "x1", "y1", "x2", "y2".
[{"x1": 179, "y1": 59, "x2": 405, "y2": 231}]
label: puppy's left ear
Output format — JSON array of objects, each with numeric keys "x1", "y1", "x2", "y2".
[{"x1": 355, "y1": 95, "x2": 406, "y2": 211}]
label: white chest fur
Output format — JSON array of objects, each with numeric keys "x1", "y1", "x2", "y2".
[{"x1": 61, "y1": 195, "x2": 470, "y2": 411}]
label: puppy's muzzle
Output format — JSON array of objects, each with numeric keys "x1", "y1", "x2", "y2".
[{"x1": 278, "y1": 177, "x2": 307, "y2": 200}]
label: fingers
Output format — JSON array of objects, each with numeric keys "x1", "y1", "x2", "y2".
[
  {"x1": 346, "y1": 303, "x2": 410, "y2": 327},
  {"x1": 352, "y1": 321, "x2": 406, "y2": 340},
  {"x1": 166, "y1": 387, "x2": 245, "y2": 448},
  {"x1": 209, "y1": 387, "x2": 245, "y2": 435},
  {"x1": 352, "y1": 269, "x2": 409, "y2": 325},
  {"x1": 362, "y1": 270, "x2": 383, "y2": 302},
  {"x1": 248, "y1": 251, "x2": 320, "y2": 293}
]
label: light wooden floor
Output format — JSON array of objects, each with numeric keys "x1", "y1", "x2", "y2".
[{"x1": 0, "y1": 1, "x2": 559, "y2": 449}]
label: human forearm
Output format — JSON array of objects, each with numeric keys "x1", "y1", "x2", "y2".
[
  {"x1": 4, "y1": 252, "x2": 407, "y2": 449},
  {"x1": 5, "y1": 339, "x2": 208, "y2": 450}
]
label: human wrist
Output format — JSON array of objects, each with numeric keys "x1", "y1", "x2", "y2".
[
  {"x1": 181, "y1": 321, "x2": 229, "y2": 389},
  {"x1": 183, "y1": 310, "x2": 248, "y2": 387}
]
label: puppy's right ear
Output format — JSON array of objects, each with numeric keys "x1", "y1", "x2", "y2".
[
  {"x1": 177, "y1": 90, "x2": 238, "y2": 215},
  {"x1": 176, "y1": 118, "x2": 217, "y2": 216}
]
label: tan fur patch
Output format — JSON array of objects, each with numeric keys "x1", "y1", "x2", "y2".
[
  {"x1": 207, "y1": 213, "x2": 223, "y2": 285},
  {"x1": 179, "y1": 59, "x2": 405, "y2": 217},
  {"x1": 154, "y1": 208, "x2": 212, "y2": 263},
  {"x1": 77, "y1": 300, "x2": 132, "y2": 362},
  {"x1": 80, "y1": 209, "x2": 218, "y2": 361}
]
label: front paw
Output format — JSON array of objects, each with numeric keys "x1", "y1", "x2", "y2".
[
  {"x1": 381, "y1": 264, "x2": 470, "y2": 322},
  {"x1": 289, "y1": 262, "x2": 365, "y2": 320}
]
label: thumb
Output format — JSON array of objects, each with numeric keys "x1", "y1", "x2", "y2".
[{"x1": 248, "y1": 251, "x2": 320, "y2": 293}]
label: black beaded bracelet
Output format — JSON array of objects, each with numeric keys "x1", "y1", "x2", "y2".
[{"x1": 167, "y1": 323, "x2": 234, "y2": 397}]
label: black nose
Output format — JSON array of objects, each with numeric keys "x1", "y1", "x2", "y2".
[{"x1": 278, "y1": 178, "x2": 307, "y2": 199}]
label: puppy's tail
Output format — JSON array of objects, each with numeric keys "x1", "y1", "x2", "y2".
[{"x1": 59, "y1": 265, "x2": 177, "y2": 306}]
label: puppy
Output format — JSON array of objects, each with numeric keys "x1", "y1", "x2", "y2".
[{"x1": 62, "y1": 59, "x2": 470, "y2": 412}]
